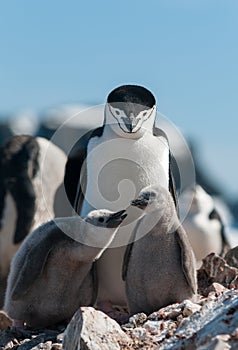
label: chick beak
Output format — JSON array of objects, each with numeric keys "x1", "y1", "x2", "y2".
[
  {"x1": 131, "y1": 197, "x2": 149, "y2": 210},
  {"x1": 106, "y1": 209, "x2": 127, "y2": 228}
]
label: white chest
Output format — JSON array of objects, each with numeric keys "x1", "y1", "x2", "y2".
[
  {"x1": 81, "y1": 130, "x2": 170, "y2": 305},
  {"x1": 81, "y1": 131, "x2": 169, "y2": 217}
]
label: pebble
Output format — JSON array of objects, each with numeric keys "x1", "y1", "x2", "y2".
[{"x1": 182, "y1": 300, "x2": 201, "y2": 317}]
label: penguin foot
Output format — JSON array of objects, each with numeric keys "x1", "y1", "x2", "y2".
[{"x1": 96, "y1": 301, "x2": 130, "y2": 325}]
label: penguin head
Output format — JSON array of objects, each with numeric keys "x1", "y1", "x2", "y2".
[
  {"x1": 105, "y1": 85, "x2": 156, "y2": 138},
  {"x1": 85, "y1": 209, "x2": 127, "y2": 228},
  {"x1": 187, "y1": 185, "x2": 214, "y2": 215},
  {"x1": 131, "y1": 185, "x2": 169, "y2": 213}
]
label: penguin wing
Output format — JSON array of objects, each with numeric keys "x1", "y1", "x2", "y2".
[
  {"x1": 153, "y1": 126, "x2": 178, "y2": 211},
  {"x1": 11, "y1": 221, "x2": 74, "y2": 300},
  {"x1": 175, "y1": 226, "x2": 197, "y2": 294},
  {"x1": 64, "y1": 127, "x2": 104, "y2": 213}
]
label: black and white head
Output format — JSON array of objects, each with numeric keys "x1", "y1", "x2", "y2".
[
  {"x1": 85, "y1": 209, "x2": 127, "y2": 229},
  {"x1": 105, "y1": 85, "x2": 156, "y2": 138},
  {"x1": 131, "y1": 185, "x2": 169, "y2": 213}
]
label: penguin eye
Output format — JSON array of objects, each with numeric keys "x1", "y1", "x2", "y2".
[
  {"x1": 142, "y1": 112, "x2": 147, "y2": 117},
  {"x1": 115, "y1": 110, "x2": 120, "y2": 116},
  {"x1": 144, "y1": 194, "x2": 149, "y2": 200},
  {"x1": 98, "y1": 217, "x2": 104, "y2": 223}
]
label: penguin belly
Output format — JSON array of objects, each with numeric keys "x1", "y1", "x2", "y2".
[
  {"x1": 81, "y1": 132, "x2": 169, "y2": 305},
  {"x1": 185, "y1": 214, "x2": 222, "y2": 263}
]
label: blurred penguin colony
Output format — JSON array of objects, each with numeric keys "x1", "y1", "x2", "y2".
[{"x1": 0, "y1": 85, "x2": 238, "y2": 327}]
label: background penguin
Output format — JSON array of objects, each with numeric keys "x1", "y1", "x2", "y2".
[
  {"x1": 64, "y1": 85, "x2": 178, "y2": 312},
  {"x1": 0, "y1": 135, "x2": 67, "y2": 305},
  {"x1": 123, "y1": 185, "x2": 197, "y2": 315},
  {"x1": 4, "y1": 208, "x2": 127, "y2": 329},
  {"x1": 179, "y1": 185, "x2": 230, "y2": 266}
]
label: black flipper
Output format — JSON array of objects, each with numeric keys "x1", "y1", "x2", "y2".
[
  {"x1": 0, "y1": 135, "x2": 40, "y2": 244},
  {"x1": 209, "y1": 208, "x2": 230, "y2": 256},
  {"x1": 152, "y1": 126, "x2": 178, "y2": 211},
  {"x1": 64, "y1": 127, "x2": 104, "y2": 214}
]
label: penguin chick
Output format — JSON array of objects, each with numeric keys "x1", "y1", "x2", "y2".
[
  {"x1": 123, "y1": 185, "x2": 197, "y2": 315},
  {"x1": 4, "y1": 209, "x2": 127, "y2": 329},
  {"x1": 180, "y1": 185, "x2": 230, "y2": 265}
]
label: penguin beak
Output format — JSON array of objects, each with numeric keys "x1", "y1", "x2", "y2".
[
  {"x1": 122, "y1": 118, "x2": 133, "y2": 132},
  {"x1": 106, "y1": 209, "x2": 127, "y2": 228},
  {"x1": 131, "y1": 197, "x2": 149, "y2": 210},
  {"x1": 122, "y1": 113, "x2": 138, "y2": 133}
]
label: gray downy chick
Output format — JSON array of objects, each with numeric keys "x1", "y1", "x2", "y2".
[
  {"x1": 123, "y1": 185, "x2": 197, "y2": 315},
  {"x1": 4, "y1": 209, "x2": 127, "y2": 329}
]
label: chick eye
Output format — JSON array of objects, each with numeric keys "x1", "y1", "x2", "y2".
[{"x1": 98, "y1": 217, "x2": 104, "y2": 223}]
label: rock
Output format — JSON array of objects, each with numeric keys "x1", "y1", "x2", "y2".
[
  {"x1": 16, "y1": 334, "x2": 58, "y2": 350},
  {"x1": 148, "y1": 303, "x2": 182, "y2": 321},
  {"x1": 31, "y1": 341, "x2": 52, "y2": 350},
  {"x1": 182, "y1": 300, "x2": 201, "y2": 317},
  {"x1": 144, "y1": 320, "x2": 162, "y2": 335},
  {"x1": 128, "y1": 313, "x2": 147, "y2": 327},
  {"x1": 128, "y1": 327, "x2": 147, "y2": 341},
  {"x1": 51, "y1": 343, "x2": 62, "y2": 350},
  {"x1": 205, "y1": 283, "x2": 229, "y2": 296},
  {"x1": 225, "y1": 246, "x2": 238, "y2": 269},
  {"x1": 197, "y1": 253, "x2": 238, "y2": 295},
  {"x1": 230, "y1": 276, "x2": 238, "y2": 289},
  {"x1": 159, "y1": 290, "x2": 238, "y2": 349},
  {"x1": 0, "y1": 329, "x2": 19, "y2": 349},
  {"x1": 199, "y1": 335, "x2": 231, "y2": 350},
  {"x1": 63, "y1": 307, "x2": 131, "y2": 350},
  {"x1": 0, "y1": 311, "x2": 12, "y2": 330}
]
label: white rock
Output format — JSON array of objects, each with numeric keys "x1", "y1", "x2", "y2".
[
  {"x1": 63, "y1": 307, "x2": 131, "y2": 350},
  {"x1": 128, "y1": 313, "x2": 147, "y2": 326},
  {"x1": 148, "y1": 303, "x2": 182, "y2": 320},
  {"x1": 144, "y1": 320, "x2": 162, "y2": 335},
  {"x1": 129, "y1": 327, "x2": 147, "y2": 341},
  {"x1": 182, "y1": 300, "x2": 202, "y2": 317}
]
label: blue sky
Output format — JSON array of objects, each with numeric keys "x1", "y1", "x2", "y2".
[{"x1": 0, "y1": 0, "x2": 237, "y2": 199}]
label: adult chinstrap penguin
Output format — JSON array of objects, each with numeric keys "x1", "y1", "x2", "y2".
[
  {"x1": 180, "y1": 185, "x2": 230, "y2": 266},
  {"x1": 123, "y1": 185, "x2": 197, "y2": 315},
  {"x1": 4, "y1": 209, "x2": 127, "y2": 329},
  {"x1": 0, "y1": 135, "x2": 67, "y2": 305},
  {"x1": 64, "y1": 84, "x2": 178, "y2": 310}
]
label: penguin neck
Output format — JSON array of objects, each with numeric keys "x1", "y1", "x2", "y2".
[
  {"x1": 59, "y1": 216, "x2": 117, "y2": 251},
  {"x1": 103, "y1": 104, "x2": 156, "y2": 140}
]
